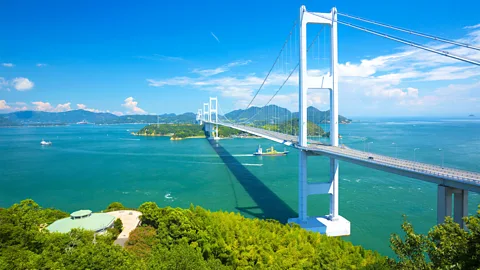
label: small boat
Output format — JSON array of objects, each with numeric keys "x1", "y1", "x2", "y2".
[
  {"x1": 40, "y1": 139, "x2": 52, "y2": 146},
  {"x1": 76, "y1": 120, "x2": 89, "y2": 124},
  {"x1": 253, "y1": 145, "x2": 288, "y2": 156}
]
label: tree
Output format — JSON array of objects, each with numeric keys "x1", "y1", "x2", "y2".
[
  {"x1": 114, "y1": 218, "x2": 123, "y2": 232},
  {"x1": 390, "y1": 206, "x2": 480, "y2": 269},
  {"x1": 105, "y1": 202, "x2": 126, "y2": 212}
]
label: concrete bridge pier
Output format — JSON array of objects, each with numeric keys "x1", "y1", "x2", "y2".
[
  {"x1": 205, "y1": 123, "x2": 219, "y2": 140},
  {"x1": 437, "y1": 185, "x2": 468, "y2": 228}
]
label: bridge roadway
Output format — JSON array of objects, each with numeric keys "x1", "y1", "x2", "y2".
[{"x1": 208, "y1": 121, "x2": 480, "y2": 193}]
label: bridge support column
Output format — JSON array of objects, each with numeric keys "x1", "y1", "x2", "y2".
[
  {"x1": 298, "y1": 151, "x2": 308, "y2": 221},
  {"x1": 453, "y1": 189, "x2": 468, "y2": 228},
  {"x1": 288, "y1": 5, "x2": 349, "y2": 237},
  {"x1": 437, "y1": 185, "x2": 468, "y2": 228}
]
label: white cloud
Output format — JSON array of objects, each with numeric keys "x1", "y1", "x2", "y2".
[
  {"x1": 13, "y1": 106, "x2": 28, "y2": 111},
  {"x1": 36, "y1": 63, "x2": 47, "y2": 67},
  {"x1": 12, "y1": 77, "x2": 34, "y2": 91},
  {"x1": 0, "y1": 100, "x2": 11, "y2": 110},
  {"x1": 112, "y1": 111, "x2": 124, "y2": 116},
  {"x1": 192, "y1": 67, "x2": 227, "y2": 77},
  {"x1": 137, "y1": 54, "x2": 183, "y2": 61},
  {"x1": 31, "y1": 101, "x2": 71, "y2": 112},
  {"x1": 146, "y1": 24, "x2": 480, "y2": 115},
  {"x1": 54, "y1": 102, "x2": 71, "y2": 112},
  {"x1": 2, "y1": 63, "x2": 14, "y2": 67},
  {"x1": 32, "y1": 101, "x2": 54, "y2": 111},
  {"x1": 122, "y1": 97, "x2": 146, "y2": 114},
  {"x1": 192, "y1": 60, "x2": 252, "y2": 77},
  {"x1": 0, "y1": 77, "x2": 8, "y2": 91},
  {"x1": 464, "y1": 24, "x2": 480, "y2": 29},
  {"x1": 211, "y1": 32, "x2": 220, "y2": 43},
  {"x1": 76, "y1": 103, "x2": 106, "y2": 113}
]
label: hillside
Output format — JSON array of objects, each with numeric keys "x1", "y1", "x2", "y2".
[
  {"x1": 263, "y1": 118, "x2": 326, "y2": 136},
  {"x1": 0, "y1": 110, "x2": 196, "y2": 126},
  {"x1": 225, "y1": 105, "x2": 352, "y2": 124},
  {"x1": 0, "y1": 199, "x2": 389, "y2": 269}
]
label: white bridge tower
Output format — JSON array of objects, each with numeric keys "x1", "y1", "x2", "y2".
[
  {"x1": 201, "y1": 97, "x2": 219, "y2": 140},
  {"x1": 196, "y1": 109, "x2": 203, "y2": 125},
  {"x1": 288, "y1": 6, "x2": 350, "y2": 236}
]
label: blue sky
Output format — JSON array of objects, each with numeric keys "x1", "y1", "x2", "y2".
[{"x1": 0, "y1": 0, "x2": 479, "y2": 117}]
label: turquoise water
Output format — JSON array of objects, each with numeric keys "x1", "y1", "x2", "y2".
[{"x1": 0, "y1": 118, "x2": 479, "y2": 256}]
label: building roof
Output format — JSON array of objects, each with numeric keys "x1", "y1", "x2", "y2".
[
  {"x1": 47, "y1": 210, "x2": 116, "y2": 233},
  {"x1": 71, "y1": 210, "x2": 92, "y2": 218}
]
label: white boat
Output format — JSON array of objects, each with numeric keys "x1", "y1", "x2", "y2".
[
  {"x1": 40, "y1": 139, "x2": 52, "y2": 146},
  {"x1": 76, "y1": 120, "x2": 89, "y2": 124}
]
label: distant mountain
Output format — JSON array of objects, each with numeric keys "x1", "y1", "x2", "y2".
[
  {"x1": 2, "y1": 110, "x2": 118, "y2": 125},
  {"x1": 0, "y1": 110, "x2": 197, "y2": 126},
  {"x1": 225, "y1": 105, "x2": 351, "y2": 124},
  {"x1": 0, "y1": 106, "x2": 351, "y2": 126},
  {"x1": 293, "y1": 107, "x2": 352, "y2": 124},
  {"x1": 225, "y1": 105, "x2": 292, "y2": 123}
]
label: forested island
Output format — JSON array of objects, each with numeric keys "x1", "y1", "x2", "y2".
[
  {"x1": 134, "y1": 124, "x2": 245, "y2": 140},
  {"x1": 134, "y1": 120, "x2": 329, "y2": 140},
  {"x1": 1, "y1": 199, "x2": 479, "y2": 269}
]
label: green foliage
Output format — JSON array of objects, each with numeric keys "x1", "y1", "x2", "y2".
[
  {"x1": 217, "y1": 125, "x2": 243, "y2": 137},
  {"x1": 0, "y1": 199, "x2": 144, "y2": 269},
  {"x1": 105, "y1": 201, "x2": 126, "y2": 212},
  {"x1": 262, "y1": 118, "x2": 325, "y2": 137},
  {"x1": 390, "y1": 206, "x2": 480, "y2": 269},
  {"x1": 5, "y1": 198, "x2": 477, "y2": 269},
  {"x1": 106, "y1": 218, "x2": 124, "y2": 242},
  {"x1": 114, "y1": 218, "x2": 123, "y2": 232},
  {"x1": 136, "y1": 124, "x2": 205, "y2": 139},
  {"x1": 133, "y1": 202, "x2": 387, "y2": 269},
  {"x1": 125, "y1": 226, "x2": 160, "y2": 258}
]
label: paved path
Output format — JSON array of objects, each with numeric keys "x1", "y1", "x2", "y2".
[{"x1": 107, "y1": 210, "x2": 142, "y2": 247}]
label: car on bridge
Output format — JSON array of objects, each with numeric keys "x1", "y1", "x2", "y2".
[{"x1": 368, "y1": 156, "x2": 374, "y2": 160}]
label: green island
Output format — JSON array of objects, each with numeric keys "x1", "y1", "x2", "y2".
[
  {"x1": 1, "y1": 199, "x2": 479, "y2": 269},
  {"x1": 134, "y1": 120, "x2": 327, "y2": 141},
  {"x1": 133, "y1": 124, "x2": 246, "y2": 140}
]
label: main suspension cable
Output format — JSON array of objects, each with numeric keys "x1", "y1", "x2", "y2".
[
  {"x1": 311, "y1": 13, "x2": 480, "y2": 66},
  {"x1": 338, "y1": 12, "x2": 480, "y2": 52},
  {"x1": 243, "y1": 20, "x2": 298, "y2": 111},
  {"x1": 239, "y1": 28, "x2": 326, "y2": 124}
]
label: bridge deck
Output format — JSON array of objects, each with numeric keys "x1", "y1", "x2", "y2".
[{"x1": 207, "y1": 121, "x2": 480, "y2": 193}]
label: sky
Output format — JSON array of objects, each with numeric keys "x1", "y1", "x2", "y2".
[{"x1": 0, "y1": 0, "x2": 479, "y2": 117}]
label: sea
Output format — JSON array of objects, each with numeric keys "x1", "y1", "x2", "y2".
[{"x1": 0, "y1": 117, "x2": 479, "y2": 257}]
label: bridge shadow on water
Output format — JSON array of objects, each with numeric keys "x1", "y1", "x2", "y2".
[{"x1": 208, "y1": 140, "x2": 297, "y2": 223}]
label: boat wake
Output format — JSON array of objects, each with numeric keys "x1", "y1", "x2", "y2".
[{"x1": 164, "y1": 192, "x2": 175, "y2": 202}]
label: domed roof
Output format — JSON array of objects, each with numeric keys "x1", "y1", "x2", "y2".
[{"x1": 70, "y1": 209, "x2": 92, "y2": 218}]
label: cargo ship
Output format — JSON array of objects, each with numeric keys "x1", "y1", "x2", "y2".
[{"x1": 253, "y1": 145, "x2": 289, "y2": 156}]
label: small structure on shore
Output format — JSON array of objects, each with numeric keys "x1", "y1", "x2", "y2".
[{"x1": 47, "y1": 210, "x2": 115, "y2": 233}]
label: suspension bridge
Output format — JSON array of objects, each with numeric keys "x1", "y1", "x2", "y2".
[{"x1": 195, "y1": 6, "x2": 480, "y2": 236}]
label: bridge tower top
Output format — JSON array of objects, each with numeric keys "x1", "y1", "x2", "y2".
[
  {"x1": 203, "y1": 103, "x2": 209, "y2": 122},
  {"x1": 299, "y1": 6, "x2": 338, "y2": 147},
  {"x1": 209, "y1": 97, "x2": 218, "y2": 124}
]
